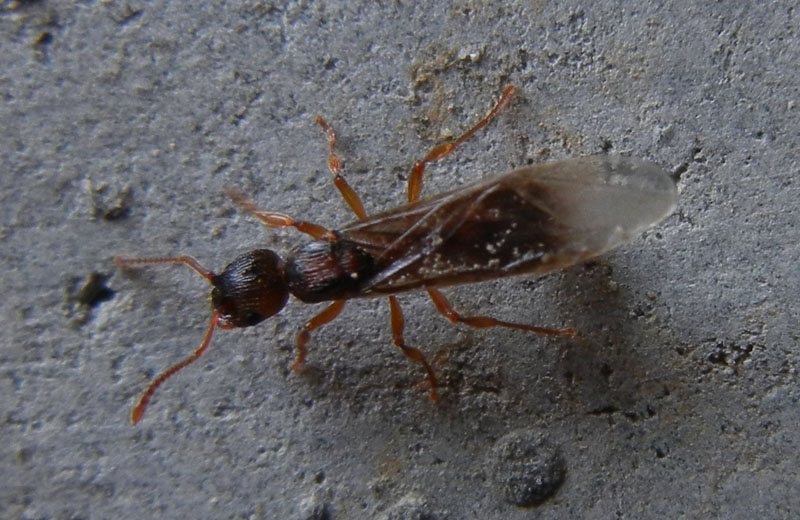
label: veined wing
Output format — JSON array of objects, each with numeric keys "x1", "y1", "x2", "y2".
[{"x1": 338, "y1": 155, "x2": 677, "y2": 295}]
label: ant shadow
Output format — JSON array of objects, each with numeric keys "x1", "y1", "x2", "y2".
[{"x1": 551, "y1": 257, "x2": 677, "y2": 421}]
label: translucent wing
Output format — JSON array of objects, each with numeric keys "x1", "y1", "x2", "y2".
[{"x1": 338, "y1": 155, "x2": 678, "y2": 295}]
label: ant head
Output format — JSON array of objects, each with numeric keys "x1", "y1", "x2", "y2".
[{"x1": 211, "y1": 249, "x2": 289, "y2": 328}]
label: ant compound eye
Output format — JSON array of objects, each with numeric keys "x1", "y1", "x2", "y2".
[{"x1": 243, "y1": 311, "x2": 266, "y2": 327}]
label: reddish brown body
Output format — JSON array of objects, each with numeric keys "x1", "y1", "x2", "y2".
[{"x1": 115, "y1": 86, "x2": 677, "y2": 424}]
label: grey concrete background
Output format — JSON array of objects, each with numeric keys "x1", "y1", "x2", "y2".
[{"x1": 2, "y1": 1, "x2": 798, "y2": 519}]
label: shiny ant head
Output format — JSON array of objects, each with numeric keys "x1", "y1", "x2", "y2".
[
  {"x1": 211, "y1": 249, "x2": 290, "y2": 328},
  {"x1": 114, "y1": 249, "x2": 289, "y2": 424}
]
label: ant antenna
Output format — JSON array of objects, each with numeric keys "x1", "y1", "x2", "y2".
[{"x1": 114, "y1": 256, "x2": 224, "y2": 424}]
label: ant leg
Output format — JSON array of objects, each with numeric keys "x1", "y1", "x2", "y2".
[
  {"x1": 426, "y1": 287, "x2": 575, "y2": 337},
  {"x1": 316, "y1": 116, "x2": 367, "y2": 219},
  {"x1": 226, "y1": 189, "x2": 337, "y2": 242},
  {"x1": 228, "y1": 114, "x2": 367, "y2": 237},
  {"x1": 407, "y1": 85, "x2": 517, "y2": 202},
  {"x1": 388, "y1": 296, "x2": 439, "y2": 400},
  {"x1": 292, "y1": 300, "x2": 347, "y2": 371}
]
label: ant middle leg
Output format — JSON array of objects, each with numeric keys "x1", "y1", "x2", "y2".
[
  {"x1": 426, "y1": 287, "x2": 575, "y2": 337},
  {"x1": 388, "y1": 296, "x2": 439, "y2": 400},
  {"x1": 406, "y1": 85, "x2": 517, "y2": 203}
]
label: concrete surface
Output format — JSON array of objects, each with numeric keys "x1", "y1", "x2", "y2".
[{"x1": 2, "y1": 1, "x2": 798, "y2": 519}]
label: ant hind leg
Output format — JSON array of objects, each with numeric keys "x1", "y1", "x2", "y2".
[
  {"x1": 426, "y1": 287, "x2": 575, "y2": 337},
  {"x1": 406, "y1": 85, "x2": 516, "y2": 203}
]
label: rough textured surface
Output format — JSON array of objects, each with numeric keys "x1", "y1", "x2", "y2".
[{"x1": 2, "y1": 1, "x2": 798, "y2": 519}]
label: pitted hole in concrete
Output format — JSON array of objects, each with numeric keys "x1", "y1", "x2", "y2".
[
  {"x1": 491, "y1": 429, "x2": 566, "y2": 508},
  {"x1": 76, "y1": 272, "x2": 115, "y2": 307},
  {"x1": 64, "y1": 271, "x2": 116, "y2": 327}
]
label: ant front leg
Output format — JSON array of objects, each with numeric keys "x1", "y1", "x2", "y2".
[
  {"x1": 292, "y1": 300, "x2": 346, "y2": 371},
  {"x1": 228, "y1": 116, "x2": 368, "y2": 237},
  {"x1": 226, "y1": 189, "x2": 337, "y2": 242},
  {"x1": 407, "y1": 85, "x2": 516, "y2": 203},
  {"x1": 316, "y1": 116, "x2": 367, "y2": 220}
]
